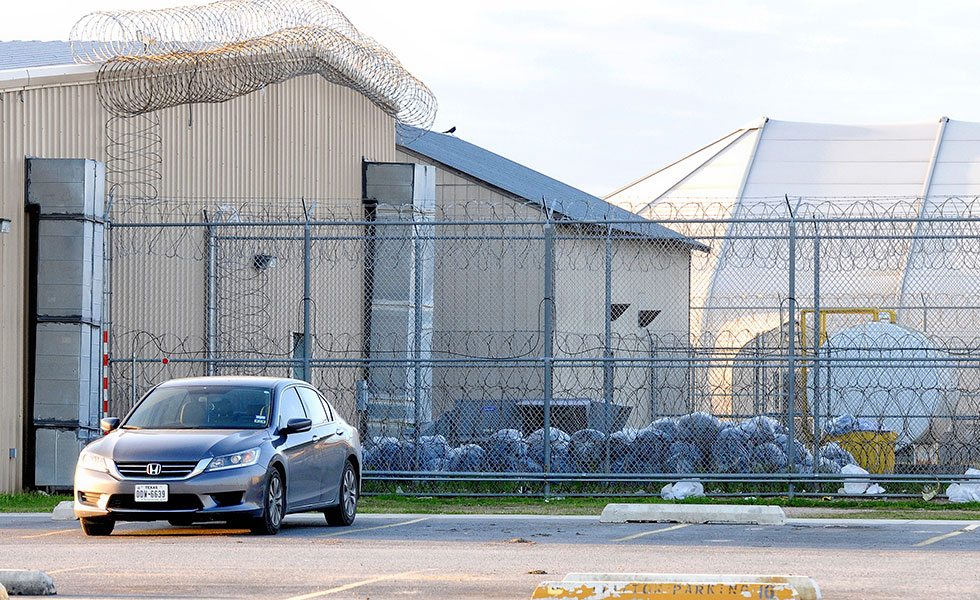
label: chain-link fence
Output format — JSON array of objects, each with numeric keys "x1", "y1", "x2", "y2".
[{"x1": 105, "y1": 196, "x2": 980, "y2": 496}]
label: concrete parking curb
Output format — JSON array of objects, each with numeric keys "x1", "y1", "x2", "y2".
[
  {"x1": 600, "y1": 503, "x2": 786, "y2": 525},
  {"x1": 533, "y1": 573, "x2": 820, "y2": 600},
  {"x1": 51, "y1": 500, "x2": 78, "y2": 521},
  {"x1": 0, "y1": 571, "x2": 56, "y2": 596}
]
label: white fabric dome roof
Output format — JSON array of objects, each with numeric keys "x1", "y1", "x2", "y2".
[{"x1": 605, "y1": 117, "x2": 980, "y2": 351}]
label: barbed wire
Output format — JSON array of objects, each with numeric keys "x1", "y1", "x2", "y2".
[
  {"x1": 71, "y1": 0, "x2": 436, "y2": 128},
  {"x1": 107, "y1": 197, "x2": 980, "y2": 474},
  {"x1": 70, "y1": 0, "x2": 436, "y2": 199}
]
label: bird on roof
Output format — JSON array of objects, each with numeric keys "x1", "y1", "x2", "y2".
[{"x1": 441, "y1": 126, "x2": 456, "y2": 135}]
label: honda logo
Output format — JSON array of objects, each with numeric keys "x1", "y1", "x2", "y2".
[{"x1": 146, "y1": 463, "x2": 162, "y2": 476}]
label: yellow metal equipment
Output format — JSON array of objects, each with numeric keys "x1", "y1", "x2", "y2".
[{"x1": 829, "y1": 431, "x2": 898, "y2": 474}]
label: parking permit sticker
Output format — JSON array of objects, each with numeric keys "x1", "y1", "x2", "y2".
[{"x1": 254, "y1": 415, "x2": 268, "y2": 425}]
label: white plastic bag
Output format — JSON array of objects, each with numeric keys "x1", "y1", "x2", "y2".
[
  {"x1": 840, "y1": 464, "x2": 871, "y2": 494},
  {"x1": 946, "y1": 469, "x2": 980, "y2": 503},
  {"x1": 661, "y1": 480, "x2": 704, "y2": 500},
  {"x1": 838, "y1": 464, "x2": 886, "y2": 495}
]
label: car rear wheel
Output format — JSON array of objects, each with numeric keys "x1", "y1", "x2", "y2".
[
  {"x1": 250, "y1": 468, "x2": 284, "y2": 535},
  {"x1": 324, "y1": 460, "x2": 358, "y2": 527},
  {"x1": 80, "y1": 517, "x2": 115, "y2": 536}
]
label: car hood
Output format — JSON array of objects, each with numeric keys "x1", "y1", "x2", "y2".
[{"x1": 90, "y1": 429, "x2": 269, "y2": 462}]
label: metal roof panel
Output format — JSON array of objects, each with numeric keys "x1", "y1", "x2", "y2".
[
  {"x1": 397, "y1": 125, "x2": 704, "y2": 249},
  {"x1": 0, "y1": 40, "x2": 75, "y2": 70}
]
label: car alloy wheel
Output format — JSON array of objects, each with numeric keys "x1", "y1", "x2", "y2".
[
  {"x1": 251, "y1": 468, "x2": 284, "y2": 535},
  {"x1": 324, "y1": 460, "x2": 357, "y2": 527},
  {"x1": 342, "y1": 466, "x2": 357, "y2": 520},
  {"x1": 267, "y1": 471, "x2": 284, "y2": 528}
]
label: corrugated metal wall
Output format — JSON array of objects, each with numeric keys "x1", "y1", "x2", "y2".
[
  {"x1": 396, "y1": 149, "x2": 693, "y2": 426},
  {"x1": 0, "y1": 74, "x2": 396, "y2": 492}
]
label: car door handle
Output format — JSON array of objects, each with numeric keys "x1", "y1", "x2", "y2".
[
  {"x1": 323, "y1": 428, "x2": 344, "y2": 438},
  {"x1": 312, "y1": 435, "x2": 320, "y2": 442}
]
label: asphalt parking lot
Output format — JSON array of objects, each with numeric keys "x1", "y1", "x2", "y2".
[{"x1": 2, "y1": 511, "x2": 979, "y2": 599}]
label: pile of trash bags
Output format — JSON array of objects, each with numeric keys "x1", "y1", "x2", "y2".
[
  {"x1": 362, "y1": 412, "x2": 860, "y2": 474},
  {"x1": 823, "y1": 413, "x2": 882, "y2": 436}
]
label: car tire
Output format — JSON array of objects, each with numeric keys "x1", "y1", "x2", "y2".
[
  {"x1": 250, "y1": 468, "x2": 285, "y2": 535},
  {"x1": 324, "y1": 460, "x2": 358, "y2": 527},
  {"x1": 80, "y1": 517, "x2": 115, "y2": 536}
]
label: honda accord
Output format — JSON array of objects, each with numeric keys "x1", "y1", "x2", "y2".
[{"x1": 73, "y1": 376, "x2": 361, "y2": 535}]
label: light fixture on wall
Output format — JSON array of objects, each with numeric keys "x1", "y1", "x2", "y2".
[
  {"x1": 252, "y1": 253, "x2": 277, "y2": 270},
  {"x1": 0, "y1": 218, "x2": 10, "y2": 233}
]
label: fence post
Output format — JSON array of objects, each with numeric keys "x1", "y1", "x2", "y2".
[
  {"x1": 786, "y1": 203, "x2": 797, "y2": 498},
  {"x1": 131, "y1": 350, "x2": 136, "y2": 408},
  {"x1": 603, "y1": 225, "x2": 613, "y2": 473},
  {"x1": 103, "y1": 195, "x2": 113, "y2": 417},
  {"x1": 206, "y1": 215, "x2": 217, "y2": 376},
  {"x1": 413, "y1": 217, "x2": 423, "y2": 471},
  {"x1": 302, "y1": 204, "x2": 312, "y2": 383},
  {"x1": 811, "y1": 221, "x2": 821, "y2": 475},
  {"x1": 543, "y1": 219, "x2": 554, "y2": 495}
]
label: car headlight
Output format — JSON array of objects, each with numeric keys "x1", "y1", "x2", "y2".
[
  {"x1": 78, "y1": 451, "x2": 112, "y2": 473},
  {"x1": 206, "y1": 448, "x2": 260, "y2": 471}
]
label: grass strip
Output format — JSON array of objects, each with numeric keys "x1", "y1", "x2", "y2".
[
  {"x1": 0, "y1": 492, "x2": 73, "y2": 513},
  {"x1": 359, "y1": 494, "x2": 980, "y2": 520}
]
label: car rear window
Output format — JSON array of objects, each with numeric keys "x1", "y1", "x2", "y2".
[{"x1": 123, "y1": 385, "x2": 273, "y2": 430}]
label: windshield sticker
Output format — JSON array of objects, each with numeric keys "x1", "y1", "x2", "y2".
[{"x1": 254, "y1": 415, "x2": 268, "y2": 425}]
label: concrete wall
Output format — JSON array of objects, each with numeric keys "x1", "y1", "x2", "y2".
[{"x1": 28, "y1": 158, "x2": 106, "y2": 487}]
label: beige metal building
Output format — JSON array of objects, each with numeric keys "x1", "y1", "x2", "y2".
[
  {"x1": 0, "y1": 43, "x2": 698, "y2": 491},
  {"x1": 0, "y1": 46, "x2": 395, "y2": 492},
  {"x1": 396, "y1": 128, "x2": 704, "y2": 431}
]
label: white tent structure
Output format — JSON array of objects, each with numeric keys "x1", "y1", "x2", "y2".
[
  {"x1": 605, "y1": 118, "x2": 980, "y2": 452},
  {"x1": 606, "y1": 117, "x2": 980, "y2": 348}
]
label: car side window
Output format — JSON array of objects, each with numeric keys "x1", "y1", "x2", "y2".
[
  {"x1": 278, "y1": 387, "x2": 307, "y2": 430},
  {"x1": 297, "y1": 387, "x2": 328, "y2": 425},
  {"x1": 315, "y1": 391, "x2": 335, "y2": 421}
]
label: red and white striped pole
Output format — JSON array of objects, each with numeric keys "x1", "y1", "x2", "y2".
[{"x1": 102, "y1": 329, "x2": 109, "y2": 419}]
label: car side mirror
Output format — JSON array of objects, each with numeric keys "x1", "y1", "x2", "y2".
[
  {"x1": 282, "y1": 418, "x2": 312, "y2": 435},
  {"x1": 100, "y1": 417, "x2": 120, "y2": 434}
]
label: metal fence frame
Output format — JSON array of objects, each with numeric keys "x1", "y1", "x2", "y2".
[{"x1": 103, "y1": 200, "x2": 980, "y2": 497}]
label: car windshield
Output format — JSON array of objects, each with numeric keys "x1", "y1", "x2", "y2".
[{"x1": 123, "y1": 384, "x2": 273, "y2": 430}]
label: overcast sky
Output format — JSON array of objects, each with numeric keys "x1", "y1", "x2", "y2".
[{"x1": 3, "y1": 1, "x2": 980, "y2": 196}]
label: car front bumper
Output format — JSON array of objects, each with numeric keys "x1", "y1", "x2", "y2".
[{"x1": 74, "y1": 464, "x2": 267, "y2": 521}]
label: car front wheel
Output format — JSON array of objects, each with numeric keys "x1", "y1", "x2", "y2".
[
  {"x1": 250, "y1": 468, "x2": 284, "y2": 535},
  {"x1": 324, "y1": 460, "x2": 358, "y2": 527},
  {"x1": 80, "y1": 517, "x2": 115, "y2": 536}
]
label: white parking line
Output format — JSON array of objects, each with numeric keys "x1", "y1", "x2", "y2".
[
  {"x1": 281, "y1": 569, "x2": 433, "y2": 600},
  {"x1": 320, "y1": 517, "x2": 429, "y2": 538},
  {"x1": 612, "y1": 523, "x2": 690, "y2": 543},
  {"x1": 914, "y1": 523, "x2": 980, "y2": 547}
]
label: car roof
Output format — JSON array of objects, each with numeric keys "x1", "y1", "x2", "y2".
[{"x1": 155, "y1": 376, "x2": 311, "y2": 392}]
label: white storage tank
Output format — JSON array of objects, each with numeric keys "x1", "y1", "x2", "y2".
[{"x1": 810, "y1": 321, "x2": 959, "y2": 448}]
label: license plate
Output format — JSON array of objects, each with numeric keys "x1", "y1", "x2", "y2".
[{"x1": 134, "y1": 484, "x2": 168, "y2": 503}]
